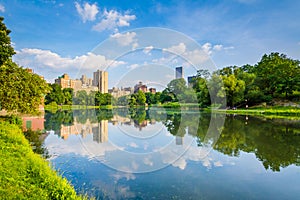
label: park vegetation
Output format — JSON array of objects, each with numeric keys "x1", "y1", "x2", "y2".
[
  {"x1": 0, "y1": 121, "x2": 84, "y2": 199},
  {"x1": 122, "y1": 52, "x2": 300, "y2": 108},
  {"x1": 45, "y1": 50, "x2": 300, "y2": 110},
  {"x1": 45, "y1": 84, "x2": 114, "y2": 109}
]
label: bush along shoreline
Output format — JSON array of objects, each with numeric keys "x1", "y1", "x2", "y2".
[{"x1": 0, "y1": 121, "x2": 85, "y2": 199}]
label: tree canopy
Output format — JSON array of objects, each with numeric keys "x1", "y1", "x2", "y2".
[{"x1": 0, "y1": 17, "x2": 15, "y2": 66}]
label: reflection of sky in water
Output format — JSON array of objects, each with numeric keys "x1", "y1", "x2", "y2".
[
  {"x1": 109, "y1": 123, "x2": 173, "y2": 153},
  {"x1": 44, "y1": 113, "x2": 300, "y2": 199},
  {"x1": 48, "y1": 147, "x2": 300, "y2": 200}
]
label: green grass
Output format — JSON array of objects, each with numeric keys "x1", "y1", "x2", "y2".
[
  {"x1": 0, "y1": 122, "x2": 85, "y2": 199},
  {"x1": 213, "y1": 106, "x2": 300, "y2": 118}
]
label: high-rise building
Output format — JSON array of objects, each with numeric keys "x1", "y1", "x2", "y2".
[
  {"x1": 175, "y1": 66, "x2": 183, "y2": 79},
  {"x1": 80, "y1": 75, "x2": 87, "y2": 85},
  {"x1": 93, "y1": 70, "x2": 108, "y2": 93}
]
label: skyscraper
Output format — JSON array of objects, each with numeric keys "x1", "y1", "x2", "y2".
[
  {"x1": 93, "y1": 70, "x2": 108, "y2": 93},
  {"x1": 175, "y1": 66, "x2": 183, "y2": 79}
]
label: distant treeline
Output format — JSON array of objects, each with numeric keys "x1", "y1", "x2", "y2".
[
  {"x1": 120, "y1": 52, "x2": 300, "y2": 108},
  {"x1": 45, "y1": 52, "x2": 300, "y2": 108},
  {"x1": 45, "y1": 84, "x2": 113, "y2": 107}
]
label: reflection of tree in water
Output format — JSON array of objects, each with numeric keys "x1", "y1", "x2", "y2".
[
  {"x1": 164, "y1": 113, "x2": 185, "y2": 137},
  {"x1": 213, "y1": 115, "x2": 300, "y2": 171},
  {"x1": 44, "y1": 109, "x2": 300, "y2": 171},
  {"x1": 44, "y1": 110, "x2": 74, "y2": 135},
  {"x1": 129, "y1": 108, "x2": 147, "y2": 125},
  {"x1": 23, "y1": 129, "x2": 49, "y2": 158}
]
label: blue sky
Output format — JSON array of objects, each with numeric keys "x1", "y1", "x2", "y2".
[{"x1": 1, "y1": 0, "x2": 300, "y2": 86}]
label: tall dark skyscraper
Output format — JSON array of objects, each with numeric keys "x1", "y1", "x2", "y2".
[{"x1": 175, "y1": 66, "x2": 183, "y2": 79}]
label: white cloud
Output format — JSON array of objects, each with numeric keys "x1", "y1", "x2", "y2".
[
  {"x1": 152, "y1": 42, "x2": 232, "y2": 67},
  {"x1": 0, "y1": 4, "x2": 5, "y2": 12},
  {"x1": 213, "y1": 44, "x2": 223, "y2": 51},
  {"x1": 201, "y1": 42, "x2": 213, "y2": 55},
  {"x1": 110, "y1": 32, "x2": 138, "y2": 49},
  {"x1": 184, "y1": 49, "x2": 211, "y2": 64},
  {"x1": 143, "y1": 46, "x2": 154, "y2": 55},
  {"x1": 128, "y1": 142, "x2": 138, "y2": 148},
  {"x1": 93, "y1": 9, "x2": 136, "y2": 32},
  {"x1": 164, "y1": 42, "x2": 186, "y2": 55},
  {"x1": 13, "y1": 48, "x2": 125, "y2": 72},
  {"x1": 214, "y1": 161, "x2": 223, "y2": 167},
  {"x1": 75, "y1": 2, "x2": 99, "y2": 23}
]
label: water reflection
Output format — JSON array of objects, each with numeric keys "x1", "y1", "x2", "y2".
[
  {"x1": 43, "y1": 109, "x2": 300, "y2": 199},
  {"x1": 44, "y1": 109, "x2": 300, "y2": 172},
  {"x1": 215, "y1": 115, "x2": 300, "y2": 171}
]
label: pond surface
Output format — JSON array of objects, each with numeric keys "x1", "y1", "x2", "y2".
[{"x1": 43, "y1": 108, "x2": 300, "y2": 200}]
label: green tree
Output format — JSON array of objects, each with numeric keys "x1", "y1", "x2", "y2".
[
  {"x1": 116, "y1": 95, "x2": 128, "y2": 106},
  {"x1": 128, "y1": 95, "x2": 137, "y2": 107},
  {"x1": 255, "y1": 52, "x2": 300, "y2": 99},
  {"x1": 135, "y1": 90, "x2": 146, "y2": 106},
  {"x1": 45, "y1": 83, "x2": 64, "y2": 105},
  {"x1": 145, "y1": 92, "x2": 155, "y2": 105},
  {"x1": 95, "y1": 92, "x2": 113, "y2": 106},
  {"x1": 87, "y1": 91, "x2": 96, "y2": 106},
  {"x1": 191, "y1": 77, "x2": 210, "y2": 107},
  {"x1": 74, "y1": 90, "x2": 88, "y2": 105},
  {"x1": 0, "y1": 17, "x2": 15, "y2": 66},
  {"x1": 221, "y1": 74, "x2": 245, "y2": 107},
  {"x1": 0, "y1": 61, "x2": 50, "y2": 114},
  {"x1": 62, "y1": 88, "x2": 73, "y2": 105},
  {"x1": 166, "y1": 78, "x2": 187, "y2": 101},
  {"x1": 160, "y1": 89, "x2": 175, "y2": 103},
  {"x1": 207, "y1": 74, "x2": 226, "y2": 107}
]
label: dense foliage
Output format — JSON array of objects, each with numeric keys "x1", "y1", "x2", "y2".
[{"x1": 45, "y1": 84, "x2": 114, "y2": 107}]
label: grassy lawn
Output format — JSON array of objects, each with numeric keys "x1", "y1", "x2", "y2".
[
  {"x1": 214, "y1": 106, "x2": 300, "y2": 117},
  {"x1": 0, "y1": 121, "x2": 85, "y2": 199}
]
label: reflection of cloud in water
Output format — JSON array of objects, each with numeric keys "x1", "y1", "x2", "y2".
[
  {"x1": 45, "y1": 130, "x2": 228, "y2": 172},
  {"x1": 44, "y1": 110, "x2": 226, "y2": 173}
]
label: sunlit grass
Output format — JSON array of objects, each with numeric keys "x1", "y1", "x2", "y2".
[{"x1": 0, "y1": 122, "x2": 87, "y2": 199}]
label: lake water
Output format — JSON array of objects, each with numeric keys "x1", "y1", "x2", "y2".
[{"x1": 43, "y1": 108, "x2": 300, "y2": 199}]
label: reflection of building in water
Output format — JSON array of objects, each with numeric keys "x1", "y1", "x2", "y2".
[
  {"x1": 93, "y1": 120, "x2": 108, "y2": 143},
  {"x1": 60, "y1": 119, "x2": 98, "y2": 140},
  {"x1": 22, "y1": 116, "x2": 44, "y2": 131},
  {"x1": 176, "y1": 136, "x2": 183, "y2": 145},
  {"x1": 134, "y1": 120, "x2": 148, "y2": 131},
  {"x1": 110, "y1": 115, "x2": 132, "y2": 125}
]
